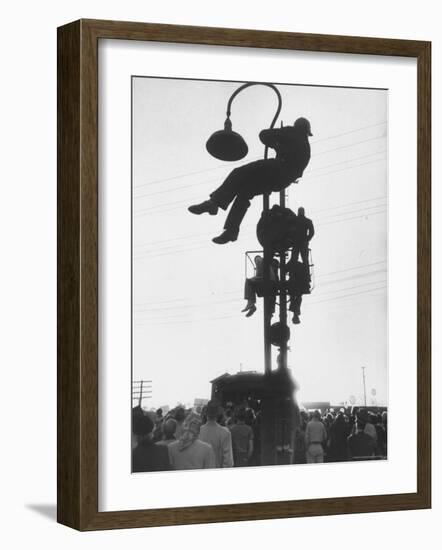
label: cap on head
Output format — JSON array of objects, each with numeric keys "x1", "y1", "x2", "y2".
[{"x1": 294, "y1": 117, "x2": 313, "y2": 136}]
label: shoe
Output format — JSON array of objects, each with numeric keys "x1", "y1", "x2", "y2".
[
  {"x1": 212, "y1": 230, "x2": 238, "y2": 244},
  {"x1": 292, "y1": 314, "x2": 301, "y2": 324},
  {"x1": 188, "y1": 200, "x2": 218, "y2": 215},
  {"x1": 245, "y1": 305, "x2": 257, "y2": 317},
  {"x1": 241, "y1": 302, "x2": 254, "y2": 312}
]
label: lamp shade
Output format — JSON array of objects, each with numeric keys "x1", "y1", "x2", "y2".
[{"x1": 206, "y1": 118, "x2": 248, "y2": 161}]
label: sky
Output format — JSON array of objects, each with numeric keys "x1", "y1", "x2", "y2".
[{"x1": 131, "y1": 77, "x2": 388, "y2": 410}]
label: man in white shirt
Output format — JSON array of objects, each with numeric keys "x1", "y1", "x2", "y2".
[
  {"x1": 199, "y1": 401, "x2": 234, "y2": 468},
  {"x1": 305, "y1": 410, "x2": 328, "y2": 463}
]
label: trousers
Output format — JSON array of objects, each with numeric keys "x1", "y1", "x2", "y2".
[
  {"x1": 244, "y1": 277, "x2": 277, "y2": 313},
  {"x1": 291, "y1": 241, "x2": 309, "y2": 266},
  {"x1": 306, "y1": 443, "x2": 324, "y2": 463},
  {"x1": 210, "y1": 159, "x2": 292, "y2": 233}
]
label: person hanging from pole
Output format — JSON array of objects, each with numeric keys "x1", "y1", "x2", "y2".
[
  {"x1": 242, "y1": 255, "x2": 279, "y2": 317},
  {"x1": 188, "y1": 118, "x2": 312, "y2": 244},
  {"x1": 291, "y1": 206, "x2": 315, "y2": 266},
  {"x1": 286, "y1": 246, "x2": 312, "y2": 325}
]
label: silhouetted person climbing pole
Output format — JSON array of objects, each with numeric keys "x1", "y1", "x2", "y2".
[
  {"x1": 291, "y1": 206, "x2": 315, "y2": 266},
  {"x1": 188, "y1": 118, "x2": 312, "y2": 244}
]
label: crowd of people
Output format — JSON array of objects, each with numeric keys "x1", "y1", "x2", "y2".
[
  {"x1": 295, "y1": 407, "x2": 388, "y2": 464},
  {"x1": 132, "y1": 400, "x2": 387, "y2": 473}
]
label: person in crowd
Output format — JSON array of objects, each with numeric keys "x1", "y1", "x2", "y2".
[
  {"x1": 245, "y1": 407, "x2": 256, "y2": 427},
  {"x1": 168, "y1": 413, "x2": 215, "y2": 470},
  {"x1": 199, "y1": 400, "x2": 234, "y2": 468},
  {"x1": 382, "y1": 411, "x2": 388, "y2": 455},
  {"x1": 132, "y1": 414, "x2": 171, "y2": 472},
  {"x1": 364, "y1": 412, "x2": 378, "y2": 442},
  {"x1": 347, "y1": 420, "x2": 377, "y2": 459},
  {"x1": 230, "y1": 407, "x2": 254, "y2": 467},
  {"x1": 291, "y1": 206, "x2": 315, "y2": 266},
  {"x1": 293, "y1": 411, "x2": 308, "y2": 464},
  {"x1": 156, "y1": 418, "x2": 177, "y2": 446},
  {"x1": 374, "y1": 413, "x2": 387, "y2": 456},
  {"x1": 132, "y1": 405, "x2": 145, "y2": 450},
  {"x1": 224, "y1": 406, "x2": 234, "y2": 428},
  {"x1": 242, "y1": 255, "x2": 279, "y2": 318},
  {"x1": 328, "y1": 411, "x2": 351, "y2": 462},
  {"x1": 173, "y1": 407, "x2": 186, "y2": 440},
  {"x1": 152, "y1": 409, "x2": 165, "y2": 443},
  {"x1": 188, "y1": 118, "x2": 312, "y2": 244},
  {"x1": 305, "y1": 410, "x2": 328, "y2": 463}
]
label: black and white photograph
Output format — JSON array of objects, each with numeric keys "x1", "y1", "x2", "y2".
[{"x1": 131, "y1": 76, "x2": 388, "y2": 472}]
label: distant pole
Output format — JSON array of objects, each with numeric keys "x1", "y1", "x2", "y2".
[
  {"x1": 361, "y1": 367, "x2": 367, "y2": 406},
  {"x1": 138, "y1": 380, "x2": 143, "y2": 407}
]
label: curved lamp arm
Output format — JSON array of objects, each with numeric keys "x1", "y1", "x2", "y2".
[
  {"x1": 226, "y1": 82, "x2": 282, "y2": 158},
  {"x1": 226, "y1": 83, "x2": 282, "y2": 129}
]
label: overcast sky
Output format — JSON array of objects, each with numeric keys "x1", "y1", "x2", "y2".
[{"x1": 131, "y1": 77, "x2": 388, "y2": 410}]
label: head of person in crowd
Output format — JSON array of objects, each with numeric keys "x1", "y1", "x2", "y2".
[
  {"x1": 356, "y1": 419, "x2": 366, "y2": 432},
  {"x1": 356, "y1": 408, "x2": 368, "y2": 424},
  {"x1": 174, "y1": 407, "x2": 186, "y2": 423},
  {"x1": 178, "y1": 412, "x2": 202, "y2": 451},
  {"x1": 206, "y1": 400, "x2": 220, "y2": 422},
  {"x1": 133, "y1": 414, "x2": 154, "y2": 441},
  {"x1": 334, "y1": 412, "x2": 345, "y2": 425},
  {"x1": 235, "y1": 407, "x2": 247, "y2": 423},
  {"x1": 245, "y1": 408, "x2": 255, "y2": 426},
  {"x1": 312, "y1": 410, "x2": 321, "y2": 421},
  {"x1": 162, "y1": 418, "x2": 177, "y2": 441},
  {"x1": 382, "y1": 411, "x2": 388, "y2": 426}
]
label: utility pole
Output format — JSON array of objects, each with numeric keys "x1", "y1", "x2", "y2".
[
  {"x1": 138, "y1": 380, "x2": 143, "y2": 406},
  {"x1": 361, "y1": 366, "x2": 367, "y2": 406}
]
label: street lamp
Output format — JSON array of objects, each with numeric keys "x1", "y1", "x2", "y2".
[
  {"x1": 206, "y1": 82, "x2": 282, "y2": 162},
  {"x1": 206, "y1": 82, "x2": 287, "y2": 376}
]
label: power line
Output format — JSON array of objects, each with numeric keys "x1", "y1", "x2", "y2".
[
  {"x1": 134, "y1": 201, "x2": 387, "y2": 255},
  {"x1": 313, "y1": 134, "x2": 386, "y2": 157},
  {"x1": 134, "y1": 139, "x2": 387, "y2": 201},
  {"x1": 134, "y1": 284, "x2": 387, "y2": 327},
  {"x1": 133, "y1": 195, "x2": 387, "y2": 249},
  {"x1": 132, "y1": 120, "x2": 387, "y2": 190},
  {"x1": 133, "y1": 206, "x2": 386, "y2": 260},
  {"x1": 134, "y1": 278, "x2": 387, "y2": 320},
  {"x1": 132, "y1": 152, "x2": 386, "y2": 217},
  {"x1": 311, "y1": 121, "x2": 386, "y2": 144}
]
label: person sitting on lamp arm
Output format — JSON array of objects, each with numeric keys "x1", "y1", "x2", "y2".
[{"x1": 188, "y1": 118, "x2": 312, "y2": 244}]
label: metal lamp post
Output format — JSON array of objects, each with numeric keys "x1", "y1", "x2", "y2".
[{"x1": 205, "y1": 82, "x2": 288, "y2": 374}]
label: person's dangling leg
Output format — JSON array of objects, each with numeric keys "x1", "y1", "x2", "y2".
[
  {"x1": 188, "y1": 165, "x2": 251, "y2": 215},
  {"x1": 292, "y1": 295, "x2": 302, "y2": 324},
  {"x1": 291, "y1": 244, "x2": 300, "y2": 264},
  {"x1": 300, "y1": 243, "x2": 309, "y2": 266},
  {"x1": 212, "y1": 194, "x2": 251, "y2": 244},
  {"x1": 188, "y1": 159, "x2": 284, "y2": 218},
  {"x1": 242, "y1": 278, "x2": 257, "y2": 315}
]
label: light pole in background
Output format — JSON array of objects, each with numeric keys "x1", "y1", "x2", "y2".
[{"x1": 361, "y1": 366, "x2": 367, "y2": 406}]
